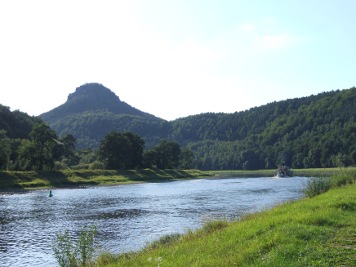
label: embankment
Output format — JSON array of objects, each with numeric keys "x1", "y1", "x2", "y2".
[
  {"x1": 0, "y1": 169, "x2": 214, "y2": 192},
  {"x1": 97, "y1": 182, "x2": 356, "y2": 266}
]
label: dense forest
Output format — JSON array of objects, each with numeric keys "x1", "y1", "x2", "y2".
[
  {"x1": 171, "y1": 88, "x2": 356, "y2": 169},
  {"x1": 1, "y1": 84, "x2": 355, "y2": 171}
]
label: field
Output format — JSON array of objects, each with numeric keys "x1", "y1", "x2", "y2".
[
  {"x1": 1, "y1": 167, "x2": 355, "y2": 192},
  {"x1": 0, "y1": 169, "x2": 214, "y2": 191}
]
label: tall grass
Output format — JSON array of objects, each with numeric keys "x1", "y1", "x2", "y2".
[
  {"x1": 303, "y1": 168, "x2": 356, "y2": 197},
  {"x1": 303, "y1": 177, "x2": 332, "y2": 197}
]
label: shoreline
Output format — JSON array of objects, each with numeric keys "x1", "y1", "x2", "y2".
[{"x1": 1, "y1": 167, "x2": 353, "y2": 193}]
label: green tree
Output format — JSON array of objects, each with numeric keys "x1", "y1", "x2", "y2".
[
  {"x1": 99, "y1": 131, "x2": 144, "y2": 169},
  {"x1": 179, "y1": 147, "x2": 195, "y2": 169},
  {"x1": 60, "y1": 134, "x2": 79, "y2": 166},
  {"x1": 0, "y1": 130, "x2": 11, "y2": 170},
  {"x1": 19, "y1": 123, "x2": 62, "y2": 170},
  {"x1": 143, "y1": 140, "x2": 182, "y2": 169}
]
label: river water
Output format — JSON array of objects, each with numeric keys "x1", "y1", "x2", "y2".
[{"x1": 0, "y1": 176, "x2": 307, "y2": 267}]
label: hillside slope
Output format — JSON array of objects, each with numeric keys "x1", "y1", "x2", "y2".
[
  {"x1": 38, "y1": 84, "x2": 356, "y2": 170},
  {"x1": 40, "y1": 83, "x2": 170, "y2": 148},
  {"x1": 171, "y1": 87, "x2": 356, "y2": 169},
  {"x1": 0, "y1": 104, "x2": 42, "y2": 139}
]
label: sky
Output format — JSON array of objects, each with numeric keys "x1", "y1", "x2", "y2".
[{"x1": 1, "y1": 0, "x2": 356, "y2": 121}]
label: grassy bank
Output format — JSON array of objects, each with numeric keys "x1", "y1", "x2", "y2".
[
  {"x1": 212, "y1": 167, "x2": 356, "y2": 178},
  {"x1": 95, "y1": 182, "x2": 355, "y2": 267},
  {"x1": 1, "y1": 167, "x2": 355, "y2": 192},
  {"x1": 0, "y1": 169, "x2": 214, "y2": 191}
]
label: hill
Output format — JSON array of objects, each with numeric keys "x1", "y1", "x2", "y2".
[
  {"x1": 170, "y1": 87, "x2": 356, "y2": 169},
  {"x1": 6, "y1": 83, "x2": 354, "y2": 170},
  {"x1": 40, "y1": 83, "x2": 170, "y2": 148},
  {"x1": 0, "y1": 104, "x2": 42, "y2": 139}
]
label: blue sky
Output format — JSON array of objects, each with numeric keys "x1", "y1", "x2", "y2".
[{"x1": 1, "y1": 0, "x2": 355, "y2": 120}]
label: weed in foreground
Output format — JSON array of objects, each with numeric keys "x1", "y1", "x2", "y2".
[
  {"x1": 52, "y1": 225, "x2": 97, "y2": 267},
  {"x1": 303, "y1": 177, "x2": 332, "y2": 197}
]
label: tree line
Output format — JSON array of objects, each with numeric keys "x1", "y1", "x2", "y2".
[
  {"x1": 171, "y1": 88, "x2": 356, "y2": 170},
  {"x1": 0, "y1": 121, "x2": 192, "y2": 171},
  {"x1": 1, "y1": 86, "x2": 356, "y2": 171}
]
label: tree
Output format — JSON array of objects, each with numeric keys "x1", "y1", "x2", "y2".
[
  {"x1": 19, "y1": 123, "x2": 61, "y2": 170},
  {"x1": 143, "y1": 140, "x2": 181, "y2": 169},
  {"x1": 99, "y1": 131, "x2": 144, "y2": 169},
  {"x1": 60, "y1": 134, "x2": 79, "y2": 166},
  {"x1": 179, "y1": 147, "x2": 195, "y2": 169},
  {"x1": 0, "y1": 130, "x2": 11, "y2": 170}
]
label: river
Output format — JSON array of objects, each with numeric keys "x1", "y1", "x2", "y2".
[{"x1": 0, "y1": 176, "x2": 308, "y2": 266}]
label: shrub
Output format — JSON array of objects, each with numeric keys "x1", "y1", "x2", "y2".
[
  {"x1": 52, "y1": 225, "x2": 97, "y2": 267},
  {"x1": 331, "y1": 171, "x2": 356, "y2": 187},
  {"x1": 88, "y1": 161, "x2": 105, "y2": 170},
  {"x1": 303, "y1": 177, "x2": 332, "y2": 197}
]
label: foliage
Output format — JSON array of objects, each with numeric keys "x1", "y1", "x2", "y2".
[
  {"x1": 303, "y1": 177, "x2": 332, "y2": 197},
  {"x1": 143, "y1": 140, "x2": 182, "y2": 169},
  {"x1": 99, "y1": 131, "x2": 144, "y2": 169},
  {"x1": 40, "y1": 83, "x2": 169, "y2": 149},
  {"x1": 2, "y1": 85, "x2": 356, "y2": 170},
  {"x1": 0, "y1": 104, "x2": 42, "y2": 139},
  {"x1": 0, "y1": 130, "x2": 11, "y2": 170},
  {"x1": 177, "y1": 87, "x2": 356, "y2": 170},
  {"x1": 18, "y1": 123, "x2": 61, "y2": 170},
  {"x1": 52, "y1": 225, "x2": 97, "y2": 267},
  {"x1": 303, "y1": 169, "x2": 356, "y2": 197}
]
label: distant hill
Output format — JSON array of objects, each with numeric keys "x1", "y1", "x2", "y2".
[
  {"x1": 39, "y1": 83, "x2": 356, "y2": 170},
  {"x1": 169, "y1": 87, "x2": 356, "y2": 170},
  {"x1": 0, "y1": 104, "x2": 42, "y2": 139},
  {"x1": 40, "y1": 83, "x2": 170, "y2": 148}
]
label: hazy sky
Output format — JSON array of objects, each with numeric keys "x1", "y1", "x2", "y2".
[{"x1": 1, "y1": 0, "x2": 355, "y2": 121}]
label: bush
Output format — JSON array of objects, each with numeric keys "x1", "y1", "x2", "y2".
[
  {"x1": 52, "y1": 225, "x2": 97, "y2": 267},
  {"x1": 331, "y1": 171, "x2": 356, "y2": 187},
  {"x1": 88, "y1": 160, "x2": 105, "y2": 170},
  {"x1": 303, "y1": 177, "x2": 332, "y2": 198}
]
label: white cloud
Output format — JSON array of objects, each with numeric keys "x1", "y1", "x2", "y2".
[
  {"x1": 255, "y1": 34, "x2": 304, "y2": 49},
  {"x1": 235, "y1": 18, "x2": 305, "y2": 50}
]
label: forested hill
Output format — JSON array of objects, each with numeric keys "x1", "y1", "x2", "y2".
[
  {"x1": 171, "y1": 87, "x2": 356, "y2": 170},
  {"x1": 0, "y1": 105, "x2": 42, "y2": 139},
  {"x1": 41, "y1": 83, "x2": 158, "y2": 121},
  {"x1": 40, "y1": 83, "x2": 170, "y2": 148},
  {"x1": 2, "y1": 84, "x2": 355, "y2": 170}
]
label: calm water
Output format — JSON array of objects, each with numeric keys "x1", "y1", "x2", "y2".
[{"x1": 0, "y1": 177, "x2": 307, "y2": 267}]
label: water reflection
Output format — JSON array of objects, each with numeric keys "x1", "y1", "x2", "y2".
[{"x1": 0, "y1": 177, "x2": 307, "y2": 267}]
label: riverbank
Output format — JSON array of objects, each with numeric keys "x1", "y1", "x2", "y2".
[
  {"x1": 1, "y1": 167, "x2": 355, "y2": 192},
  {"x1": 96, "y1": 182, "x2": 356, "y2": 267},
  {"x1": 0, "y1": 169, "x2": 215, "y2": 192}
]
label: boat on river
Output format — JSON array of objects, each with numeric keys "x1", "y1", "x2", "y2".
[{"x1": 275, "y1": 163, "x2": 293, "y2": 178}]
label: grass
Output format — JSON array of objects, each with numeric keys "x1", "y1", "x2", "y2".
[
  {"x1": 90, "y1": 171, "x2": 356, "y2": 267},
  {"x1": 1, "y1": 167, "x2": 355, "y2": 192},
  {"x1": 303, "y1": 168, "x2": 356, "y2": 197},
  {"x1": 211, "y1": 167, "x2": 356, "y2": 179},
  {"x1": 0, "y1": 169, "x2": 214, "y2": 191}
]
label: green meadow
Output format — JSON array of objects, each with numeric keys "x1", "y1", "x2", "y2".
[
  {"x1": 0, "y1": 169, "x2": 214, "y2": 191},
  {"x1": 2, "y1": 167, "x2": 354, "y2": 192}
]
